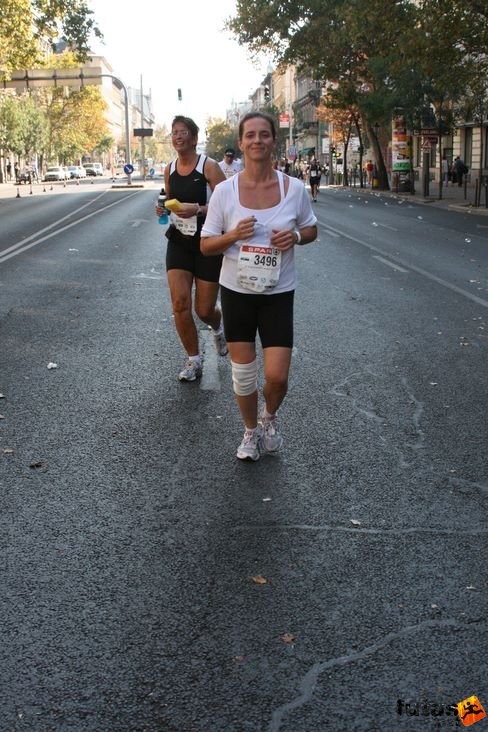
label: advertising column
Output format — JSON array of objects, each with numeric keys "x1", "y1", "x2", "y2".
[{"x1": 392, "y1": 114, "x2": 412, "y2": 192}]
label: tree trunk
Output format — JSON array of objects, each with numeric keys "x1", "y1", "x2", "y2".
[{"x1": 367, "y1": 124, "x2": 390, "y2": 190}]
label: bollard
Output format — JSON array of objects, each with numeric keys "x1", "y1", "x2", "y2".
[
  {"x1": 50, "y1": 185, "x2": 53, "y2": 191},
  {"x1": 16, "y1": 187, "x2": 21, "y2": 198},
  {"x1": 43, "y1": 186, "x2": 47, "y2": 192},
  {"x1": 30, "y1": 184, "x2": 33, "y2": 195}
]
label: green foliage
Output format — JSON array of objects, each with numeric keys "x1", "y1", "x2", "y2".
[
  {"x1": 0, "y1": 0, "x2": 41, "y2": 73},
  {"x1": 228, "y1": 0, "x2": 488, "y2": 190},
  {"x1": 42, "y1": 85, "x2": 108, "y2": 162},
  {"x1": 145, "y1": 125, "x2": 173, "y2": 165},
  {"x1": 32, "y1": 0, "x2": 102, "y2": 60},
  {"x1": 204, "y1": 118, "x2": 238, "y2": 160},
  {"x1": 0, "y1": 84, "x2": 109, "y2": 164},
  {"x1": 0, "y1": 92, "x2": 24, "y2": 152},
  {"x1": 0, "y1": 0, "x2": 101, "y2": 76}
]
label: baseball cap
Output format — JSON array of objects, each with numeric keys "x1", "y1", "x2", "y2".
[{"x1": 224, "y1": 148, "x2": 235, "y2": 156}]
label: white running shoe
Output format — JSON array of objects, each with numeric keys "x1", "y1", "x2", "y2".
[
  {"x1": 213, "y1": 330, "x2": 228, "y2": 356},
  {"x1": 178, "y1": 359, "x2": 202, "y2": 382},
  {"x1": 236, "y1": 427, "x2": 263, "y2": 461},
  {"x1": 261, "y1": 417, "x2": 283, "y2": 453}
]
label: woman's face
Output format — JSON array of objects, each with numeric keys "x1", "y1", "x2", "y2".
[
  {"x1": 239, "y1": 117, "x2": 275, "y2": 162},
  {"x1": 171, "y1": 123, "x2": 195, "y2": 153}
]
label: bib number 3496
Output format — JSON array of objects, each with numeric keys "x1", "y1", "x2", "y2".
[{"x1": 237, "y1": 243, "x2": 281, "y2": 292}]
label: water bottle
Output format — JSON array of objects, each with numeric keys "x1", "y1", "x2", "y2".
[{"x1": 157, "y1": 188, "x2": 169, "y2": 225}]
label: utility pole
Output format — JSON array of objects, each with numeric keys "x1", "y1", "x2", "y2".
[{"x1": 140, "y1": 75, "x2": 145, "y2": 181}]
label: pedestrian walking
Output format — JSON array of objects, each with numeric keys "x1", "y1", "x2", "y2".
[
  {"x1": 453, "y1": 156, "x2": 468, "y2": 187},
  {"x1": 155, "y1": 115, "x2": 227, "y2": 382},
  {"x1": 366, "y1": 160, "x2": 374, "y2": 186},
  {"x1": 200, "y1": 112, "x2": 318, "y2": 461},
  {"x1": 219, "y1": 148, "x2": 242, "y2": 179},
  {"x1": 442, "y1": 158, "x2": 449, "y2": 186}
]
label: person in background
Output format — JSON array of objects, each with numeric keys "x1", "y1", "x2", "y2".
[
  {"x1": 200, "y1": 112, "x2": 317, "y2": 461},
  {"x1": 442, "y1": 158, "x2": 449, "y2": 186},
  {"x1": 155, "y1": 115, "x2": 227, "y2": 382},
  {"x1": 366, "y1": 159, "x2": 374, "y2": 186},
  {"x1": 307, "y1": 158, "x2": 322, "y2": 202},
  {"x1": 453, "y1": 156, "x2": 468, "y2": 187},
  {"x1": 219, "y1": 148, "x2": 242, "y2": 179}
]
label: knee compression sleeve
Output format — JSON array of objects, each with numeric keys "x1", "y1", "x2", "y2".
[{"x1": 231, "y1": 360, "x2": 257, "y2": 396}]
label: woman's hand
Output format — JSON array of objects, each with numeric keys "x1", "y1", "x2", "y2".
[
  {"x1": 271, "y1": 228, "x2": 296, "y2": 251},
  {"x1": 176, "y1": 202, "x2": 201, "y2": 219},
  {"x1": 234, "y1": 216, "x2": 257, "y2": 241}
]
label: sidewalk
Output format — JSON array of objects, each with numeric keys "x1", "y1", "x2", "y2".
[
  {"x1": 0, "y1": 175, "x2": 161, "y2": 200},
  {"x1": 343, "y1": 178, "x2": 488, "y2": 216}
]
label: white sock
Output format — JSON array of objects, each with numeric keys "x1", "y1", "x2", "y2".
[
  {"x1": 188, "y1": 354, "x2": 202, "y2": 364},
  {"x1": 263, "y1": 408, "x2": 276, "y2": 421}
]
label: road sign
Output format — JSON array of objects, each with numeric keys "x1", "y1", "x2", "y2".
[
  {"x1": 123, "y1": 164, "x2": 134, "y2": 174},
  {"x1": 133, "y1": 128, "x2": 153, "y2": 137}
]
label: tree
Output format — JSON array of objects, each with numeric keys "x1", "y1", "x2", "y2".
[
  {"x1": 146, "y1": 124, "x2": 173, "y2": 165},
  {"x1": 228, "y1": 0, "x2": 416, "y2": 189},
  {"x1": 42, "y1": 85, "x2": 108, "y2": 163},
  {"x1": 0, "y1": 92, "x2": 23, "y2": 182},
  {"x1": 204, "y1": 118, "x2": 238, "y2": 160},
  {"x1": 16, "y1": 93, "x2": 49, "y2": 163},
  {"x1": 228, "y1": 0, "x2": 487, "y2": 191},
  {"x1": 0, "y1": 0, "x2": 102, "y2": 76}
]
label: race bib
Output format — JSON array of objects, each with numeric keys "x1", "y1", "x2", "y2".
[
  {"x1": 237, "y1": 242, "x2": 281, "y2": 292},
  {"x1": 172, "y1": 212, "x2": 197, "y2": 236}
]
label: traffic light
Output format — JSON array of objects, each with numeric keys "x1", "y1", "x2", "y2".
[
  {"x1": 264, "y1": 86, "x2": 270, "y2": 103},
  {"x1": 330, "y1": 146, "x2": 336, "y2": 157},
  {"x1": 177, "y1": 88, "x2": 182, "y2": 101}
]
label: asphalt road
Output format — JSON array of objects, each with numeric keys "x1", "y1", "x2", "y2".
[{"x1": 0, "y1": 181, "x2": 487, "y2": 731}]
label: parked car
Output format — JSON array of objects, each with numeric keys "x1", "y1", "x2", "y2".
[
  {"x1": 89, "y1": 162, "x2": 104, "y2": 176},
  {"x1": 84, "y1": 165, "x2": 98, "y2": 177},
  {"x1": 67, "y1": 165, "x2": 86, "y2": 179},
  {"x1": 44, "y1": 166, "x2": 67, "y2": 182}
]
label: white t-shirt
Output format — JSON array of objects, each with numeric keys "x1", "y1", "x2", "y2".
[
  {"x1": 201, "y1": 171, "x2": 317, "y2": 294},
  {"x1": 219, "y1": 159, "x2": 242, "y2": 178}
]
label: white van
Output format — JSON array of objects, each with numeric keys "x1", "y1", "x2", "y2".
[{"x1": 91, "y1": 162, "x2": 103, "y2": 176}]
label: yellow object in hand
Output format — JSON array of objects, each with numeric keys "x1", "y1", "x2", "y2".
[{"x1": 165, "y1": 198, "x2": 183, "y2": 211}]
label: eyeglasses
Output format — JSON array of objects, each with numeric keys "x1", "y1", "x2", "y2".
[{"x1": 171, "y1": 130, "x2": 190, "y2": 138}]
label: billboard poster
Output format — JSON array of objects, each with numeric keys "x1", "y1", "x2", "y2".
[{"x1": 392, "y1": 115, "x2": 410, "y2": 172}]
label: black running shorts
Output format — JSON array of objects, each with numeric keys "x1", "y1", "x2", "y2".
[
  {"x1": 220, "y1": 286, "x2": 294, "y2": 348},
  {"x1": 166, "y1": 233, "x2": 222, "y2": 283}
]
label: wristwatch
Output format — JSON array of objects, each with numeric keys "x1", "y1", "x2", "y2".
[{"x1": 195, "y1": 204, "x2": 203, "y2": 216}]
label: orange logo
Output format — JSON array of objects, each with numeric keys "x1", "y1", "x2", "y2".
[{"x1": 457, "y1": 696, "x2": 486, "y2": 727}]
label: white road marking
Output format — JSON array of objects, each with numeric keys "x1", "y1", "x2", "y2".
[
  {"x1": 200, "y1": 329, "x2": 221, "y2": 391},
  {"x1": 317, "y1": 217, "x2": 488, "y2": 308},
  {"x1": 373, "y1": 255, "x2": 409, "y2": 273},
  {"x1": 0, "y1": 191, "x2": 141, "y2": 264}
]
